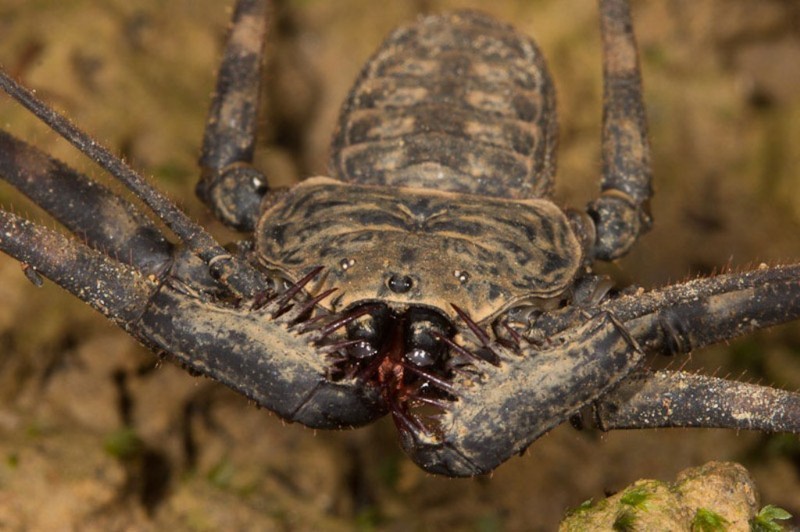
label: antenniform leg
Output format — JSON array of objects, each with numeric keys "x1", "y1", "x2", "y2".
[
  {"x1": 588, "y1": 0, "x2": 653, "y2": 260},
  {"x1": 0, "y1": 69, "x2": 263, "y2": 297},
  {"x1": 0, "y1": 210, "x2": 157, "y2": 329},
  {"x1": 596, "y1": 370, "x2": 800, "y2": 433},
  {"x1": 196, "y1": 0, "x2": 270, "y2": 231},
  {"x1": 594, "y1": 264, "x2": 800, "y2": 432},
  {"x1": 0, "y1": 129, "x2": 173, "y2": 276},
  {"x1": 530, "y1": 265, "x2": 800, "y2": 434}
]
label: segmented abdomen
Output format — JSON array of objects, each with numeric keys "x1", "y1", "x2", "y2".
[{"x1": 330, "y1": 10, "x2": 558, "y2": 199}]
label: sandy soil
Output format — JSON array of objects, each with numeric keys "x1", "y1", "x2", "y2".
[{"x1": 0, "y1": 0, "x2": 799, "y2": 530}]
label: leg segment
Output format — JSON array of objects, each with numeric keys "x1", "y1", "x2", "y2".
[
  {"x1": 0, "y1": 67, "x2": 264, "y2": 298},
  {"x1": 607, "y1": 264, "x2": 800, "y2": 357},
  {"x1": 596, "y1": 370, "x2": 800, "y2": 433},
  {"x1": 588, "y1": 265, "x2": 800, "y2": 434},
  {"x1": 0, "y1": 209, "x2": 156, "y2": 328},
  {"x1": 196, "y1": 0, "x2": 270, "y2": 232},
  {"x1": 0, "y1": 129, "x2": 173, "y2": 275},
  {"x1": 516, "y1": 264, "x2": 800, "y2": 436},
  {"x1": 588, "y1": 0, "x2": 653, "y2": 260},
  {"x1": 523, "y1": 265, "x2": 800, "y2": 356}
]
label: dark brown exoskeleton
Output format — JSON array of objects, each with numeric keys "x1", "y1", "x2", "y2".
[{"x1": 1, "y1": 0, "x2": 799, "y2": 477}]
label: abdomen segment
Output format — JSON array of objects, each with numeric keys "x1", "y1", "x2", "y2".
[{"x1": 330, "y1": 11, "x2": 558, "y2": 200}]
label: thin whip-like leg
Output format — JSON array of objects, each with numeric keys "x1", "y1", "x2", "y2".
[
  {"x1": 196, "y1": 0, "x2": 270, "y2": 232},
  {"x1": 588, "y1": 0, "x2": 653, "y2": 260},
  {"x1": 607, "y1": 264, "x2": 800, "y2": 356},
  {"x1": 527, "y1": 265, "x2": 800, "y2": 355},
  {"x1": 0, "y1": 70, "x2": 264, "y2": 297},
  {"x1": 593, "y1": 265, "x2": 800, "y2": 433},
  {"x1": 0, "y1": 129, "x2": 173, "y2": 276},
  {"x1": 596, "y1": 370, "x2": 800, "y2": 433},
  {"x1": 0, "y1": 210, "x2": 156, "y2": 328}
]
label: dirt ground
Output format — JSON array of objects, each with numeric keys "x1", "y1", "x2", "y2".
[{"x1": 0, "y1": 0, "x2": 799, "y2": 530}]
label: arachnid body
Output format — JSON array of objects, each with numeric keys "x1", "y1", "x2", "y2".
[{"x1": 1, "y1": 0, "x2": 799, "y2": 485}]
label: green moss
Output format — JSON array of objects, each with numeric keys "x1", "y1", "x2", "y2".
[
  {"x1": 691, "y1": 508, "x2": 729, "y2": 531},
  {"x1": 642, "y1": 44, "x2": 667, "y2": 67},
  {"x1": 620, "y1": 485, "x2": 652, "y2": 510},
  {"x1": 612, "y1": 508, "x2": 637, "y2": 531},
  {"x1": 377, "y1": 454, "x2": 400, "y2": 488},
  {"x1": 564, "y1": 499, "x2": 596, "y2": 518},
  {"x1": 763, "y1": 434, "x2": 800, "y2": 458},
  {"x1": 751, "y1": 505, "x2": 792, "y2": 532},
  {"x1": 728, "y1": 339, "x2": 767, "y2": 377},
  {"x1": 25, "y1": 421, "x2": 46, "y2": 439}
]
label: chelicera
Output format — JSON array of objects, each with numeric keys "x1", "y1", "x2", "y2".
[{"x1": 1, "y1": 0, "x2": 799, "y2": 477}]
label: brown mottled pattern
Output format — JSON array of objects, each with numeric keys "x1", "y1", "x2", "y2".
[
  {"x1": 330, "y1": 11, "x2": 557, "y2": 199},
  {"x1": 255, "y1": 178, "x2": 581, "y2": 322}
]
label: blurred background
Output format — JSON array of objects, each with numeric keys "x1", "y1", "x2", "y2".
[{"x1": 0, "y1": 0, "x2": 799, "y2": 529}]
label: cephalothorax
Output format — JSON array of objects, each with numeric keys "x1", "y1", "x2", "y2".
[{"x1": 1, "y1": 0, "x2": 799, "y2": 477}]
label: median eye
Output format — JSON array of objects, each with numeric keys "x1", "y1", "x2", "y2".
[{"x1": 388, "y1": 274, "x2": 413, "y2": 293}]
